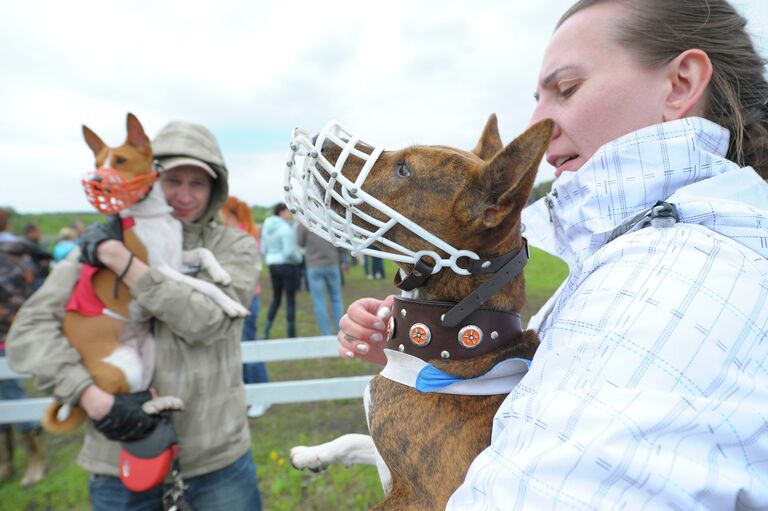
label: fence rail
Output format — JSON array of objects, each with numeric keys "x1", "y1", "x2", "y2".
[{"x1": 0, "y1": 336, "x2": 373, "y2": 425}]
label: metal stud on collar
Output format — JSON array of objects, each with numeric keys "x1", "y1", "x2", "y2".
[
  {"x1": 408, "y1": 323, "x2": 431, "y2": 346},
  {"x1": 440, "y1": 351, "x2": 450, "y2": 359},
  {"x1": 458, "y1": 325, "x2": 483, "y2": 348}
]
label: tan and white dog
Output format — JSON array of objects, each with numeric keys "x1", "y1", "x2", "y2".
[{"x1": 43, "y1": 113, "x2": 248, "y2": 433}]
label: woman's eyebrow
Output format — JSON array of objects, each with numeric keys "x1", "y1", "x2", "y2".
[{"x1": 534, "y1": 65, "x2": 580, "y2": 100}]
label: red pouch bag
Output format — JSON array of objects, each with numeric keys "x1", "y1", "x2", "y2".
[{"x1": 119, "y1": 419, "x2": 177, "y2": 492}]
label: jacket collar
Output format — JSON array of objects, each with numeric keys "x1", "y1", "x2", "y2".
[{"x1": 523, "y1": 117, "x2": 736, "y2": 266}]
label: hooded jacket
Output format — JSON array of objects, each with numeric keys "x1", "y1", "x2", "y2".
[
  {"x1": 451, "y1": 118, "x2": 768, "y2": 510},
  {"x1": 261, "y1": 215, "x2": 302, "y2": 266},
  {"x1": 7, "y1": 121, "x2": 259, "y2": 478}
]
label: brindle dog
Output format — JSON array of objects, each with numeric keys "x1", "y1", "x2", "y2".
[{"x1": 293, "y1": 115, "x2": 552, "y2": 510}]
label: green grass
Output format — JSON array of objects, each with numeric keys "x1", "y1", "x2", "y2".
[{"x1": 0, "y1": 249, "x2": 567, "y2": 510}]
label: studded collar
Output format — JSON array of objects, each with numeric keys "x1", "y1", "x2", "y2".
[{"x1": 386, "y1": 296, "x2": 523, "y2": 362}]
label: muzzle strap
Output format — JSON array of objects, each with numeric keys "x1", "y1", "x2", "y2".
[
  {"x1": 394, "y1": 257, "x2": 437, "y2": 291},
  {"x1": 442, "y1": 238, "x2": 530, "y2": 328}
]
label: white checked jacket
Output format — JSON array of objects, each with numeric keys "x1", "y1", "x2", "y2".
[{"x1": 449, "y1": 118, "x2": 768, "y2": 510}]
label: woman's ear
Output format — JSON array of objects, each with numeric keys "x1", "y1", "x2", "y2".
[{"x1": 663, "y1": 49, "x2": 713, "y2": 121}]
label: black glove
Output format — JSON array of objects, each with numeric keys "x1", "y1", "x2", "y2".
[
  {"x1": 79, "y1": 216, "x2": 123, "y2": 267},
  {"x1": 93, "y1": 390, "x2": 161, "y2": 442}
]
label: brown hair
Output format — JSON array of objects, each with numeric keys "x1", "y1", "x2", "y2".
[
  {"x1": 558, "y1": 0, "x2": 768, "y2": 177},
  {"x1": 222, "y1": 196, "x2": 259, "y2": 238}
]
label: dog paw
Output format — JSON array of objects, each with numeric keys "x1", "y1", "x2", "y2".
[
  {"x1": 290, "y1": 446, "x2": 330, "y2": 472},
  {"x1": 142, "y1": 396, "x2": 185, "y2": 415},
  {"x1": 219, "y1": 297, "x2": 250, "y2": 318},
  {"x1": 208, "y1": 267, "x2": 232, "y2": 286}
]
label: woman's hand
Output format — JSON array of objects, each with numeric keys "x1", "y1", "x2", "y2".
[{"x1": 337, "y1": 295, "x2": 395, "y2": 366}]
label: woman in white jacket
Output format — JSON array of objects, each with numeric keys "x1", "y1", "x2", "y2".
[{"x1": 339, "y1": 0, "x2": 768, "y2": 508}]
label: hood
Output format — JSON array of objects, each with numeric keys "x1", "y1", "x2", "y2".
[
  {"x1": 152, "y1": 121, "x2": 228, "y2": 227},
  {"x1": 524, "y1": 117, "x2": 768, "y2": 265}
]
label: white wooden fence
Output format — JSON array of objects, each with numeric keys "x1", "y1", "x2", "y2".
[{"x1": 0, "y1": 336, "x2": 373, "y2": 424}]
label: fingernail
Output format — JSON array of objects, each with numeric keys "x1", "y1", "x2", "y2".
[
  {"x1": 377, "y1": 307, "x2": 391, "y2": 320},
  {"x1": 373, "y1": 322, "x2": 385, "y2": 330},
  {"x1": 345, "y1": 351, "x2": 354, "y2": 359},
  {"x1": 356, "y1": 343, "x2": 369, "y2": 354},
  {"x1": 370, "y1": 333, "x2": 383, "y2": 343}
]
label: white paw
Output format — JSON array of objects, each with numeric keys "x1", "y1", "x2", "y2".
[
  {"x1": 208, "y1": 267, "x2": 232, "y2": 286},
  {"x1": 219, "y1": 297, "x2": 250, "y2": 318},
  {"x1": 142, "y1": 396, "x2": 185, "y2": 415},
  {"x1": 290, "y1": 445, "x2": 330, "y2": 472}
]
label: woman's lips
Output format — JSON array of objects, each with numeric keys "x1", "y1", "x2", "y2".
[{"x1": 554, "y1": 156, "x2": 579, "y2": 178}]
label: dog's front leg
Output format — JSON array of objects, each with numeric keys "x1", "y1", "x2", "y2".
[
  {"x1": 156, "y1": 265, "x2": 249, "y2": 317},
  {"x1": 290, "y1": 433, "x2": 380, "y2": 471},
  {"x1": 182, "y1": 248, "x2": 232, "y2": 286}
]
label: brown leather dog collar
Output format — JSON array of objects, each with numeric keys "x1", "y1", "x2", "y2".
[{"x1": 386, "y1": 297, "x2": 522, "y2": 362}]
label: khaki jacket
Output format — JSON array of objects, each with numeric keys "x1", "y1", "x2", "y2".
[{"x1": 7, "y1": 225, "x2": 258, "y2": 477}]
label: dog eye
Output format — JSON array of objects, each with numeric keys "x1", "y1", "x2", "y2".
[
  {"x1": 395, "y1": 160, "x2": 412, "y2": 178},
  {"x1": 115, "y1": 156, "x2": 127, "y2": 165}
]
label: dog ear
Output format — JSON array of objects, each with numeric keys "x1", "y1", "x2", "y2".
[
  {"x1": 82, "y1": 125, "x2": 106, "y2": 156},
  {"x1": 471, "y1": 113, "x2": 503, "y2": 161},
  {"x1": 126, "y1": 113, "x2": 150, "y2": 151},
  {"x1": 471, "y1": 119, "x2": 553, "y2": 229}
]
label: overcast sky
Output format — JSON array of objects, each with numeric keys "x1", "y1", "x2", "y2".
[{"x1": 2, "y1": 0, "x2": 766, "y2": 213}]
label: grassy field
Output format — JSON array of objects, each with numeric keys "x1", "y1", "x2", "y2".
[{"x1": 0, "y1": 249, "x2": 568, "y2": 511}]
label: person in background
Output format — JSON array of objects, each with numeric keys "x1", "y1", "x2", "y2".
[
  {"x1": 51, "y1": 226, "x2": 78, "y2": 265},
  {"x1": 220, "y1": 196, "x2": 271, "y2": 418},
  {"x1": 7, "y1": 122, "x2": 263, "y2": 510},
  {"x1": 69, "y1": 220, "x2": 86, "y2": 241},
  {"x1": 0, "y1": 208, "x2": 46, "y2": 487},
  {"x1": 295, "y1": 223, "x2": 347, "y2": 336},
  {"x1": 22, "y1": 223, "x2": 51, "y2": 292},
  {"x1": 260, "y1": 202, "x2": 302, "y2": 339},
  {"x1": 364, "y1": 249, "x2": 385, "y2": 280}
]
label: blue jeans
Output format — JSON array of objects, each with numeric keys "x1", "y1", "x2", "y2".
[
  {"x1": 89, "y1": 450, "x2": 262, "y2": 511},
  {"x1": 306, "y1": 265, "x2": 345, "y2": 336},
  {"x1": 0, "y1": 348, "x2": 38, "y2": 432},
  {"x1": 364, "y1": 255, "x2": 385, "y2": 277},
  {"x1": 241, "y1": 296, "x2": 268, "y2": 385}
]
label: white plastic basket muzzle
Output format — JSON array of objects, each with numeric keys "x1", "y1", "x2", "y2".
[{"x1": 284, "y1": 120, "x2": 481, "y2": 276}]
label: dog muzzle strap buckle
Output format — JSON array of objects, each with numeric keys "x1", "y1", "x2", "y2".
[{"x1": 442, "y1": 238, "x2": 530, "y2": 328}]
